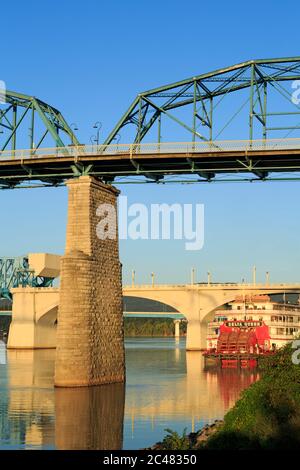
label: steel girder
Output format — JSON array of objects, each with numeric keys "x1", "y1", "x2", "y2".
[
  {"x1": 0, "y1": 90, "x2": 80, "y2": 151},
  {"x1": 104, "y1": 57, "x2": 300, "y2": 146},
  {"x1": 0, "y1": 256, "x2": 54, "y2": 299}
]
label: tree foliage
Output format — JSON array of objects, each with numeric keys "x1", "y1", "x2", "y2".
[
  {"x1": 160, "y1": 428, "x2": 191, "y2": 450},
  {"x1": 205, "y1": 343, "x2": 300, "y2": 449},
  {"x1": 124, "y1": 318, "x2": 186, "y2": 337}
]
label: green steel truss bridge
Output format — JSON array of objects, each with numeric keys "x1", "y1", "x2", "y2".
[
  {"x1": 0, "y1": 257, "x2": 54, "y2": 300},
  {"x1": 2, "y1": 57, "x2": 300, "y2": 187},
  {"x1": 0, "y1": 90, "x2": 79, "y2": 151}
]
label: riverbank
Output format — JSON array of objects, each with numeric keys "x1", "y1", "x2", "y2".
[
  {"x1": 124, "y1": 317, "x2": 186, "y2": 336},
  {"x1": 156, "y1": 342, "x2": 300, "y2": 450},
  {"x1": 147, "y1": 420, "x2": 224, "y2": 450}
]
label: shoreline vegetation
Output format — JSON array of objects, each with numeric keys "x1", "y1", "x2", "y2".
[
  {"x1": 152, "y1": 343, "x2": 300, "y2": 450},
  {"x1": 124, "y1": 318, "x2": 186, "y2": 337}
]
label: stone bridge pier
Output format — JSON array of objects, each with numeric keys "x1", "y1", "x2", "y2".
[{"x1": 55, "y1": 176, "x2": 125, "y2": 387}]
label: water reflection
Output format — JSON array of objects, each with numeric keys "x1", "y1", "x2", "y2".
[
  {"x1": 0, "y1": 341, "x2": 6, "y2": 365},
  {"x1": 204, "y1": 367, "x2": 260, "y2": 410},
  {"x1": 5, "y1": 350, "x2": 55, "y2": 449},
  {"x1": 0, "y1": 338, "x2": 260, "y2": 449},
  {"x1": 124, "y1": 339, "x2": 260, "y2": 448},
  {"x1": 5, "y1": 350, "x2": 125, "y2": 449},
  {"x1": 55, "y1": 384, "x2": 125, "y2": 450}
]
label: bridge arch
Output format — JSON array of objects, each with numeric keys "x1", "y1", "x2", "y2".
[
  {"x1": 34, "y1": 303, "x2": 58, "y2": 349},
  {"x1": 123, "y1": 286, "x2": 300, "y2": 350},
  {"x1": 36, "y1": 302, "x2": 59, "y2": 324},
  {"x1": 123, "y1": 296, "x2": 181, "y2": 316},
  {"x1": 8, "y1": 285, "x2": 300, "y2": 351},
  {"x1": 123, "y1": 290, "x2": 192, "y2": 317}
]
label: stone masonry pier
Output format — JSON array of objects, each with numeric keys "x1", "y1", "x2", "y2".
[{"x1": 54, "y1": 176, "x2": 125, "y2": 387}]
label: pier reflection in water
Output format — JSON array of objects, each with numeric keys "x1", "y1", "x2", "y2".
[
  {"x1": 0, "y1": 337, "x2": 260, "y2": 449},
  {"x1": 55, "y1": 384, "x2": 125, "y2": 450},
  {"x1": 4, "y1": 350, "x2": 125, "y2": 449},
  {"x1": 5, "y1": 350, "x2": 55, "y2": 449}
]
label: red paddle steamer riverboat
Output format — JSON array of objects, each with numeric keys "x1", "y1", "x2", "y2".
[
  {"x1": 203, "y1": 319, "x2": 274, "y2": 368},
  {"x1": 203, "y1": 294, "x2": 300, "y2": 368}
]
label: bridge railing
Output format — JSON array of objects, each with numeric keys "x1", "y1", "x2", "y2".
[
  {"x1": 2, "y1": 138, "x2": 300, "y2": 161},
  {"x1": 123, "y1": 282, "x2": 300, "y2": 289}
]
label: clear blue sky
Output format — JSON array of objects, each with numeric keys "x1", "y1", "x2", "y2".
[{"x1": 1, "y1": 0, "x2": 300, "y2": 285}]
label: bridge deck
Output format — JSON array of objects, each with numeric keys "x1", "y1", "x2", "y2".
[{"x1": 1, "y1": 139, "x2": 300, "y2": 186}]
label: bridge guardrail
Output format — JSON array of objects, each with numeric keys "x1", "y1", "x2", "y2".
[
  {"x1": 2, "y1": 138, "x2": 300, "y2": 161},
  {"x1": 123, "y1": 282, "x2": 300, "y2": 289}
]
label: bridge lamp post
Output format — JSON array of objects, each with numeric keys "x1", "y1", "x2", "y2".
[
  {"x1": 191, "y1": 267, "x2": 196, "y2": 285},
  {"x1": 207, "y1": 271, "x2": 211, "y2": 286},
  {"x1": 92, "y1": 121, "x2": 102, "y2": 146},
  {"x1": 132, "y1": 270, "x2": 136, "y2": 287},
  {"x1": 113, "y1": 133, "x2": 121, "y2": 151},
  {"x1": 151, "y1": 272, "x2": 155, "y2": 287},
  {"x1": 266, "y1": 271, "x2": 270, "y2": 285},
  {"x1": 252, "y1": 265, "x2": 256, "y2": 286},
  {"x1": 70, "y1": 123, "x2": 79, "y2": 145}
]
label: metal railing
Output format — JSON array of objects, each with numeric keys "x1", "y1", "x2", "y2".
[
  {"x1": 2, "y1": 138, "x2": 300, "y2": 161},
  {"x1": 270, "y1": 320, "x2": 300, "y2": 326}
]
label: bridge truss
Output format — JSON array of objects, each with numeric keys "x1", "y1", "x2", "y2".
[
  {"x1": 104, "y1": 57, "x2": 300, "y2": 145},
  {"x1": 0, "y1": 257, "x2": 54, "y2": 300},
  {"x1": 2, "y1": 58, "x2": 300, "y2": 187},
  {"x1": 0, "y1": 90, "x2": 79, "y2": 151}
]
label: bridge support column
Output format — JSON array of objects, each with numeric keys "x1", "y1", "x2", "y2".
[
  {"x1": 174, "y1": 320, "x2": 180, "y2": 338},
  {"x1": 186, "y1": 319, "x2": 207, "y2": 350},
  {"x1": 7, "y1": 288, "x2": 57, "y2": 349},
  {"x1": 55, "y1": 176, "x2": 125, "y2": 387}
]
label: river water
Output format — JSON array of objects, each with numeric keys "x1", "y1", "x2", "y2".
[{"x1": 0, "y1": 335, "x2": 259, "y2": 449}]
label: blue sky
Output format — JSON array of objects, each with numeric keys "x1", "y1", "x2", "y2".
[{"x1": 1, "y1": 0, "x2": 300, "y2": 284}]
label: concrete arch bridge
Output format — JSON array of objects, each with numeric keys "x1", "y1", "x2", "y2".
[{"x1": 7, "y1": 282, "x2": 300, "y2": 350}]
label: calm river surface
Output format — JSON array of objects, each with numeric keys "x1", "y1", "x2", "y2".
[{"x1": 0, "y1": 336, "x2": 259, "y2": 449}]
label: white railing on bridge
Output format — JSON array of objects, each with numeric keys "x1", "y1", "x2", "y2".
[
  {"x1": 123, "y1": 282, "x2": 300, "y2": 289},
  {"x1": 2, "y1": 138, "x2": 300, "y2": 161}
]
